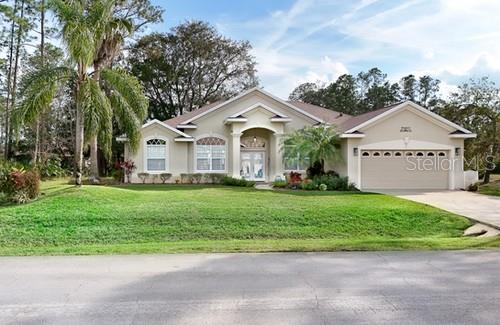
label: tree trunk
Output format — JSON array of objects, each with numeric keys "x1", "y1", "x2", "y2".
[
  {"x1": 74, "y1": 65, "x2": 86, "y2": 186},
  {"x1": 3, "y1": 0, "x2": 19, "y2": 159},
  {"x1": 7, "y1": 0, "x2": 26, "y2": 158},
  {"x1": 88, "y1": 65, "x2": 101, "y2": 183},
  {"x1": 33, "y1": 0, "x2": 45, "y2": 165},
  {"x1": 89, "y1": 136, "x2": 100, "y2": 183}
]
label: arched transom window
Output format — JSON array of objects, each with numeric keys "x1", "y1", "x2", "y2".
[
  {"x1": 146, "y1": 138, "x2": 167, "y2": 171},
  {"x1": 196, "y1": 137, "x2": 226, "y2": 171}
]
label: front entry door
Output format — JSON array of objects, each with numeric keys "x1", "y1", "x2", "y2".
[{"x1": 241, "y1": 151, "x2": 265, "y2": 181}]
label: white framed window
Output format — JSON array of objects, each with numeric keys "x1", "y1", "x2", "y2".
[
  {"x1": 416, "y1": 151, "x2": 424, "y2": 157},
  {"x1": 362, "y1": 151, "x2": 370, "y2": 157},
  {"x1": 196, "y1": 137, "x2": 226, "y2": 172},
  {"x1": 438, "y1": 151, "x2": 446, "y2": 157},
  {"x1": 405, "y1": 151, "x2": 414, "y2": 156},
  {"x1": 145, "y1": 138, "x2": 167, "y2": 172},
  {"x1": 394, "y1": 151, "x2": 402, "y2": 157},
  {"x1": 372, "y1": 151, "x2": 381, "y2": 157},
  {"x1": 284, "y1": 146, "x2": 310, "y2": 171},
  {"x1": 383, "y1": 151, "x2": 392, "y2": 157},
  {"x1": 427, "y1": 152, "x2": 435, "y2": 157}
]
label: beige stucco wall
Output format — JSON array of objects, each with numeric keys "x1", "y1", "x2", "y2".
[
  {"x1": 125, "y1": 91, "x2": 319, "y2": 183},
  {"x1": 125, "y1": 123, "x2": 189, "y2": 183},
  {"x1": 345, "y1": 104, "x2": 466, "y2": 189}
]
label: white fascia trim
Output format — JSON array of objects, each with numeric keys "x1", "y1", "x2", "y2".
[
  {"x1": 449, "y1": 133, "x2": 477, "y2": 138},
  {"x1": 344, "y1": 101, "x2": 473, "y2": 135},
  {"x1": 142, "y1": 119, "x2": 192, "y2": 138},
  {"x1": 174, "y1": 137, "x2": 194, "y2": 142},
  {"x1": 270, "y1": 117, "x2": 292, "y2": 123},
  {"x1": 340, "y1": 133, "x2": 365, "y2": 138},
  {"x1": 177, "y1": 124, "x2": 197, "y2": 129},
  {"x1": 182, "y1": 87, "x2": 324, "y2": 124},
  {"x1": 224, "y1": 117, "x2": 248, "y2": 124},
  {"x1": 230, "y1": 102, "x2": 288, "y2": 118}
]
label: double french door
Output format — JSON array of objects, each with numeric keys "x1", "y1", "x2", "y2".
[{"x1": 241, "y1": 151, "x2": 265, "y2": 181}]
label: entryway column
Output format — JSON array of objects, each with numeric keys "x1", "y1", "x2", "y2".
[
  {"x1": 273, "y1": 133, "x2": 284, "y2": 180},
  {"x1": 231, "y1": 132, "x2": 242, "y2": 178}
]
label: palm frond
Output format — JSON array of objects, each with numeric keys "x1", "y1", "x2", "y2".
[
  {"x1": 79, "y1": 77, "x2": 112, "y2": 145},
  {"x1": 13, "y1": 66, "x2": 74, "y2": 127},
  {"x1": 101, "y1": 68, "x2": 148, "y2": 152}
]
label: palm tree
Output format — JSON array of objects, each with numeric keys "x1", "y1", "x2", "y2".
[
  {"x1": 282, "y1": 125, "x2": 341, "y2": 174},
  {"x1": 14, "y1": 0, "x2": 147, "y2": 185},
  {"x1": 88, "y1": 15, "x2": 133, "y2": 182}
]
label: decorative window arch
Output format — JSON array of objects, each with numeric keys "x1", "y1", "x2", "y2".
[
  {"x1": 362, "y1": 151, "x2": 370, "y2": 157},
  {"x1": 241, "y1": 136, "x2": 266, "y2": 148},
  {"x1": 195, "y1": 136, "x2": 227, "y2": 172},
  {"x1": 145, "y1": 137, "x2": 168, "y2": 172},
  {"x1": 383, "y1": 151, "x2": 392, "y2": 157},
  {"x1": 438, "y1": 151, "x2": 446, "y2": 157},
  {"x1": 405, "y1": 151, "x2": 413, "y2": 156},
  {"x1": 416, "y1": 151, "x2": 424, "y2": 157},
  {"x1": 427, "y1": 152, "x2": 435, "y2": 157},
  {"x1": 372, "y1": 151, "x2": 381, "y2": 157},
  {"x1": 394, "y1": 151, "x2": 402, "y2": 157}
]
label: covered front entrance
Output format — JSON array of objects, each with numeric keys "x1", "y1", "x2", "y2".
[{"x1": 241, "y1": 151, "x2": 265, "y2": 181}]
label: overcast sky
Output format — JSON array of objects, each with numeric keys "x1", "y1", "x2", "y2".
[{"x1": 152, "y1": 0, "x2": 500, "y2": 98}]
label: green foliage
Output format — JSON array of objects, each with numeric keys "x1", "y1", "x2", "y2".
[
  {"x1": 222, "y1": 176, "x2": 256, "y2": 187},
  {"x1": 204, "y1": 173, "x2": 225, "y2": 184},
  {"x1": 192, "y1": 173, "x2": 203, "y2": 184},
  {"x1": 36, "y1": 157, "x2": 70, "y2": 179},
  {"x1": 318, "y1": 183, "x2": 328, "y2": 191},
  {"x1": 137, "y1": 172, "x2": 149, "y2": 183},
  {"x1": 272, "y1": 180, "x2": 288, "y2": 188},
  {"x1": 160, "y1": 173, "x2": 172, "y2": 184},
  {"x1": 289, "y1": 68, "x2": 441, "y2": 114},
  {"x1": 0, "y1": 167, "x2": 40, "y2": 204},
  {"x1": 283, "y1": 125, "x2": 341, "y2": 173},
  {"x1": 180, "y1": 173, "x2": 192, "y2": 184},
  {"x1": 128, "y1": 21, "x2": 258, "y2": 120}
]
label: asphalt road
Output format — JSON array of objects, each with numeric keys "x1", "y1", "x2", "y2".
[{"x1": 1, "y1": 251, "x2": 499, "y2": 324}]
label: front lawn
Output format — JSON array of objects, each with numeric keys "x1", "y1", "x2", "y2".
[
  {"x1": 0, "y1": 179, "x2": 498, "y2": 255},
  {"x1": 478, "y1": 174, "x2": 500, "y2": 196}
]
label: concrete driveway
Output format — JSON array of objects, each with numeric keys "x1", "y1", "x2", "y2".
[
  {"x1": 1, "y1": 251, "x2": 500, "y2": 324},
  {"x1": 377, "y1": 190, "x2": 500, "y2": 229}
]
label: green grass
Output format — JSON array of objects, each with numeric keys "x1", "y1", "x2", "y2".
[
  {"x1": 0, "y1": 179, "x2": 498, "y2": 255},
  {"x1": 478, "y1": 175, "x2": 500, "y2": 196}
]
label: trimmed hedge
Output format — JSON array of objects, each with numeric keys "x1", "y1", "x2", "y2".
[{"x1": 222, "y1": 176, "x2": 256, "y2": 187}]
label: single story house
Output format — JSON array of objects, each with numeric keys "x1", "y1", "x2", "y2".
[{"x1": 121, "y1": 87, "x2": 476, "y2": 190}]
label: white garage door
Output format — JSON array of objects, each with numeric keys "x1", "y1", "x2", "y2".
[{"x1": 360, "y1": 150, "x2": 449, "y2": 190}]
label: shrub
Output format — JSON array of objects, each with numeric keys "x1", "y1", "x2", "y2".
[
  {"x1": 204, "y1": 173, "x2": 225, "y2": 184},
  {"x1": 300, "y1": 180, "x2": 316, "y2": 190},
  {"x1": 137, "y1": 172, "x2": 149, "y2": 184},
  {"x1": 151, "y1": 174, "x2": 159, "y2": 184},
  {"x1": 119, "y1": 160, "x2": 136, "y2": 183},
  {"x1": 306, "y1": 161, "x2": 323, "y2": 179},
  {"x1": 467, "y1": 182, "x2": 479, "y2": 192},
  {"x1": 222, "y1": 176, "x2": 255, "y2": 187},
  {"x1": 37, "y1": 157, "x2": 69, "y2": 179},
  {"x1": 0, "y1": 167, "x2": 40, "y2": 204},
  {"x1": 273, "y1": 180, "x2": 288, "y2": 188},
  {"x1": 180, "y1": 173, "x2": 192, "y2": 184},
  {"x1": 288, "y1": 171, "x2": 302, "y2": 185},
  {"x1": 192, "y1": 173, "x2": 203, "y2": 184},
  {"x1": 160, "y1": 173, "x2": 172, "y2": 184},
  {"x1": 319, "y1": 183, "x2": 327, "y2": 191},
  {"x1": 111, "y1": 168, "x2": 124, "y2": 182}
]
